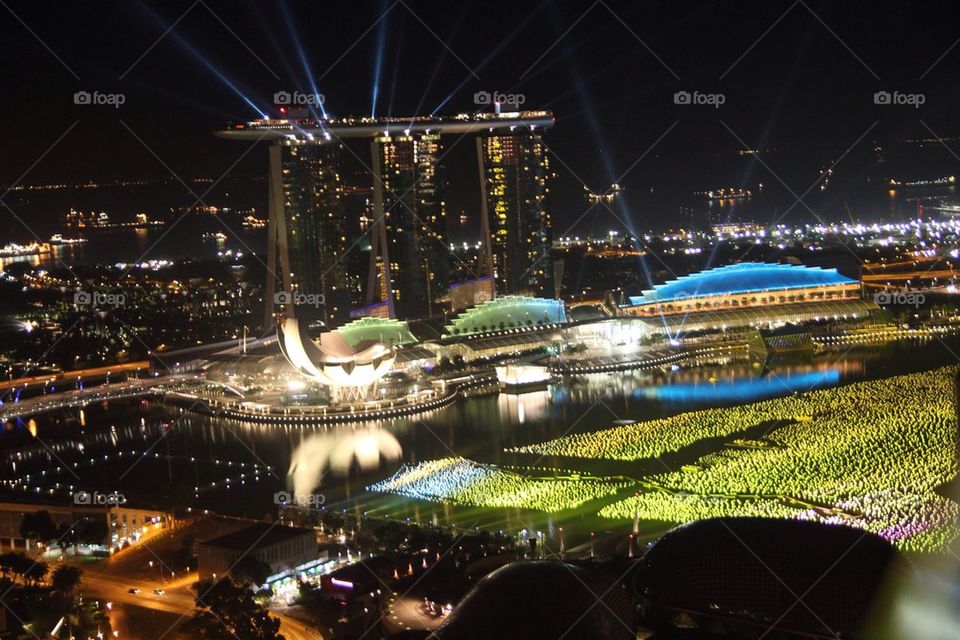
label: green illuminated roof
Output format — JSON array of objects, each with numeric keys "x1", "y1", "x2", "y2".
[
  {"x1": 335, "y1": 317, "x2": 417, "y2": 347},
  {"x1": 445, "y1": 296, "x2": 567, "y2": 337}
]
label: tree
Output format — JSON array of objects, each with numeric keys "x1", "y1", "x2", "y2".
[
  {"x1": 0, "y1": 551, "x2": 21, "y2": 578},
  {"x1": 0, "y1": 551, "x2": 45, "y2": 585},
  {"x1": 24, "y1": 561, "x2": 48, "y2": 586},
  {"x1": 372, "y1": 521, "x2": 405, "y2": 550},
  {"x1": 20, "y1": 510, "x2": 58, "y2": 546},
  {"x1": 232, "y1": 556, "x2": 272, "y2": 588},
  {"x1": 56, "y1": 521, "x2": 75, "y2": 552},
  {"x1": 50, "y1": 565, "x2": 83, "y2": 594},
  {"x1": 183, "y1": 578, "x2": 285, "y2": 639},
  {"x1": 406, "y1": 525, "x2": 429, "y2": 552},
  {"x1": 76, "y1": 517, "x2": 109, "y2": 546},
  {"x1": 319, "y1": 510, "x2": 345, "y2": 533}
]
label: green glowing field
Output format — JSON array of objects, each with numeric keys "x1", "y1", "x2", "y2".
[
  {"x1": 369, "y1": 457, "x2": 631, "y2": 512},
  {"x1": 371, "y1": 367, "x2": 960, "y2": 552},
  {"x1": 596, "y1": 368, "x2": 960, "y2": 552}
]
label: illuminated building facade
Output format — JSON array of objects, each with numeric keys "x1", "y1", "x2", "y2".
[
  {"x1": 478, "y1": 131, "x2": 553, "y2": 297},
  {"x1": 215, "y1": 111, "x2": 556, "y2": 326},
  {"x1": 369, "y1": 133, "x2": 449, "y2": 319},
  {"x1": 445, "y1": 295, "x2": 566, "y2": 336},
  {"x1": 266, "y1": 142, "x2": 350, "y2": 328},
  {"x1": 197, "y1": 523, "x2": 317, "y2": 582},
  {"x1": 621, "y1": 263, "x2": 861, "y2": 317},
  {"x1": 618, "y1": 262, "x2": 876, "y2": 334}
]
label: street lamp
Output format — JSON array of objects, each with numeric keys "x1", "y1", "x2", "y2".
[{"x1": 149, "y1": 560, "x2": 162, "y2": 582}]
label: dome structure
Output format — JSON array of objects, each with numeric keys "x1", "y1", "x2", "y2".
[
  {"x1": 628, "y1": 262, "x2": 857, "y2": 305},
  {"x1": 278, "y1": 316, "x2": 395, "y2": 387},
  {"x1": 445, "y1": 296, "x2": 567, "y2": 337},
  {"x1": 335, "y1": 316, "x2": 417, "y2": 347}
]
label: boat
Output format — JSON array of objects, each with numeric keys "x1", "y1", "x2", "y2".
[
  {"x1": 49, "y1": 234, "x2": 87, "y2": 245},
  {"x1": 242, "y1": 215, "x2": 268, "y2": 229},
  {"x1": 695, "y1": 187, "x2": 752, "y2": 201},
  {"x1": 0, "y1": 241, "x2": 50, "y2": 257}
]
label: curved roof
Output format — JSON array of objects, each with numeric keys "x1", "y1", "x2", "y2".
[
  {"x1": 642, "y1": 518, "x2": 898, "y2": 635},
  {"x1": 445, "y1": 296, "x2": 567, "y2": 337},
  {"x1": 629, "y1": 262, "x2": 857, "y2": 305},
  {"x1": 429, "y1": 561, "x2": 634, "y2": 640},
  {"x1": 335, "y1": 317, "x2": 417, "y2": 347}
]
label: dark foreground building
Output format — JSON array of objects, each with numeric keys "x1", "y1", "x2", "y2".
[
  {"x1": 419, "y1": 560, "x2": 634, "y2": 640},
  {"x1": 388, "y1": 518, "x2": 901, "y2": 640},
  {"x1": 637, "y1": 518, "x2": 900, "y2": 638},
  {"x1": 197, "y1": 523, "x2": 316, "y2": 582}
]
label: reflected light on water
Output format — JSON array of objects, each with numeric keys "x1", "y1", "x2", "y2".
[
  {"x1": 497, "y1": 391, "x2": 549, "y2": 426},
  {"x1": 288, "y1": 428, "x2": 402, "y2": 499},
  {"x1": 639, "y1": 369, "x2": 842, "y2": 403}
]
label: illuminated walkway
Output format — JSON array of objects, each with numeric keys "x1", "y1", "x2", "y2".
[{"x1": 0, "y1": 375, "x2": 190, "y2": 421}]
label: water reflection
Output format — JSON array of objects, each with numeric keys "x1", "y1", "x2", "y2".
[
  {"x1": 637, "y1": 368, "x2": 843, "y2": 404},
  {"x1": 288, "y1": 429, "x2": 402, "y2": 499},
  {"x1": 2, "y1": 337, "x2": 958, "y2": 523},
  {"x1": 497, "y1": 391, "x2": 551, "y2": 426}
]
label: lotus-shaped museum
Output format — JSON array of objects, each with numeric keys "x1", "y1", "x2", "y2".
[{"x1": 277, "y1": 316, "x2": 395, "y2": 387}]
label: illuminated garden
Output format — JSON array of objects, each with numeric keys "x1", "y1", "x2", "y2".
[
  {"x1": 370, "y1": 367, "x2": 960, "y2": 553},
  {"x1": 368, "y1": 457, "x2": 630, "y2": 512}
]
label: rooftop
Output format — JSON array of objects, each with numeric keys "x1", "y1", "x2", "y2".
[
  {"x1": 628, "y1": 262, "x2": 857, "y2": 306},
  {"x1": 199, "y1": 523, "x2": 314, "y2": 552},
  {"x1": 445, "y1": 296, "x2": 567, "y2": 337},
  {"x1": 216, "y1": 111, "x2": 554, "y2": 142},
  {"x1": 335, "y1": 316, "x2": 417, "y2": 347}
]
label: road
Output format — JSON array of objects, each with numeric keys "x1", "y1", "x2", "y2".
[
  {"x1": 0, "y1": 374, "x2": 191, "y2": 420},
  {"x1": 80, "y1": 570, "x2": 322, "y2": 639},
  {"x1": 384, "y1": 594, "x2": 445, "y2": 635}
]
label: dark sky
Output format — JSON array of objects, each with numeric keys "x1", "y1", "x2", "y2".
[{"x1": 2, "y1": 0, "x2": 960, "y2": 232}]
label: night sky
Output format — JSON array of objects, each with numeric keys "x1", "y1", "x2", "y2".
[{"x1": 3, "y1": 0, "x2": 960, "y2": 234}]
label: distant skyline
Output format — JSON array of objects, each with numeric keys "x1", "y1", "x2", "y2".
[{"x1": 3, "y1": 0, "x2": 960, "y2": 234}]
